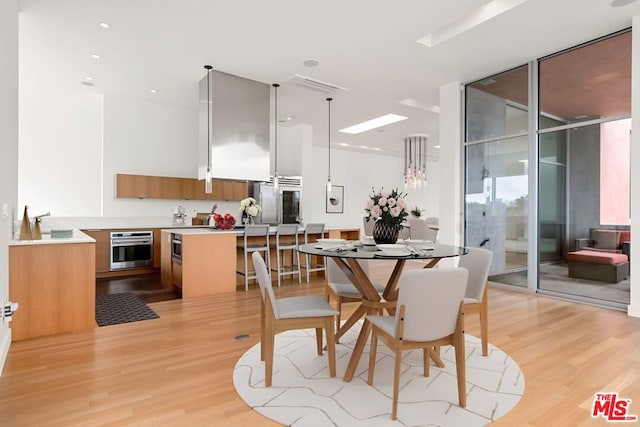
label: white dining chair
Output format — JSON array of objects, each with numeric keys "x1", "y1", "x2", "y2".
[
  {"x1": 252, "y1": 251, "x2": 338, "y2": 387},
  {"x1": 365, "y1": 267, "x2": 469, "y2": 420},
  {"x1": 325, "y1": 258, "x2": 385, "y2": 340},
  {"x1": 408, "y1": 218, "x2": 429, "y2": 240},
  {"x1": 458, "y1": 247, "x2": 493, "y2": 356}
]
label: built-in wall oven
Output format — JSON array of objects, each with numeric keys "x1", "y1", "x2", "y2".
[{"x1": 109, "y1": 231, "x2": 154, "y2": 271}]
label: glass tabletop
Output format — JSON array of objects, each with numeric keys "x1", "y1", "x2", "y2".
[{"x1": 297, "y1": 242, "x2": 467, "y2": 260}]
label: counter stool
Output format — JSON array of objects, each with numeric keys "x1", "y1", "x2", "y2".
[
  {"x1": 300, "y1": 223, "x2": 327, "y2": 283},
  {"x1": 270, "y1": 224, "x2": 301, "y2": 287},
  {"x1": 237, "y1": 224, "x2": 271, "y2": 292}
]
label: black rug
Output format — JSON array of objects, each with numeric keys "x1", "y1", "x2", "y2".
[{"x1": 95, "y1": 292, "x2": 159, "y2": 326}]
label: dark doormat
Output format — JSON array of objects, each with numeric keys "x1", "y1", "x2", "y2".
[{"x1": 95, "y1": 292, "x2": 160, "y2": 326}]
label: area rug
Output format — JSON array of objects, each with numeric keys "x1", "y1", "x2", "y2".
[
  {"x1": 233, "y1": 322, "x2": 524, "y2": 426},
  {"x1": 95, "y1": 292, "x2": 159, "y2": 326}
]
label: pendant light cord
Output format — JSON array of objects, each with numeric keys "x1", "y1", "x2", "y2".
[
  {"x1": 273, "y1": 84, "x2": 279, "y2": 179},
  {"x1": 327, "y1": 97, "x2": 333, "y2": 183}
]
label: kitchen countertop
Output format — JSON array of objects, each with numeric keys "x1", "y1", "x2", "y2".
[
  {"x1": 166, "y1": 225, "x2": 359, "y2": 236},
  {"x1": 9, "y1": 229, "x2": 95, "y2": 246}
]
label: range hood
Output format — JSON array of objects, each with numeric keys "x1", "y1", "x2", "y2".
[{"x1": 199, "y1": 70, "x2": 270, "y2": 182}]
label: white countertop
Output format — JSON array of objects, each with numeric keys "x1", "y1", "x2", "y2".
[
  {"x1": 166, "y1": 225, "x2": 358, "y2": 236},
  {"x1": 9, "y1": 229, "x2": 95, "y2": 246}
]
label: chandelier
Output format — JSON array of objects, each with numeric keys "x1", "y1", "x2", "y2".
[{"x1": 404, "y1": 134, "x2": 428, "y2": 189}]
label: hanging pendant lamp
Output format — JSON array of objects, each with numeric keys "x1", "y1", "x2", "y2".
[
  {"x1": 204, "y1": 65, "x2": 213, "y2": 194},
  {"x1": 326, "y1": 97, "x2": 333, "y2": 193},
  {"x1": 403, "y1": 134, "x2": 428, "y2": 189},
  {"x1": 272, "y1": 83, "x2": 280, "y2": 194}
]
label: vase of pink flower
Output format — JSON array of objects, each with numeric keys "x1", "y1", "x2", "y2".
[{"x1": 364, "y1": 187, "x2": 408, "y2": 244}]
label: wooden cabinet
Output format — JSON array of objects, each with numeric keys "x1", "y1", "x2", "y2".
[
  {"x1": 115, "y1": 174, "x2": 248, "y2": 201},
  {"x1": 9, "y1": 241, "x2": 96, "y2": 341},
  {"x1": 82, "y1": 229, "x2": 110, "y2": 273}
]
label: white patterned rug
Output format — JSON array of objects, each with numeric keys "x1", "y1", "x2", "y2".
[{"x1": 233, "y1": 322, "x2": 524, "y2": 426}]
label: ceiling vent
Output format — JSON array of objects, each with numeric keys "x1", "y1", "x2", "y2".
[{"x1": 287, "y1": 74, "x2": 349, "y2": 94}]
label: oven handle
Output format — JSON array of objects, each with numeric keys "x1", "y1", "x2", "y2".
[{"x1": 111, "y1": 239, "x2": 153, "y2": 247}]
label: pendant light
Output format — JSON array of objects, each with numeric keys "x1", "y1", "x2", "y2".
[
  {"x1": 326, "y1": 97, "x2": 333, "y2": 193},
  {"x1": 404, "y1": 134, "x2": 428, "y2": 189},
  {"x1": 204, "y1": 65, "x2": 213, "y2": 194},
  {"x1": 272, "y1": 83, "x2": 280, "y2": 194}
]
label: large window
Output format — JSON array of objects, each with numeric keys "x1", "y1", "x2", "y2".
[{"x1": 464, "y1": 29, "x2": 632, "y2": 307}]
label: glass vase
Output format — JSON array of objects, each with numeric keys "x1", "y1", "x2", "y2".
[{"x1": 373, "y1": 222, "x2": 400, "y2": 244}]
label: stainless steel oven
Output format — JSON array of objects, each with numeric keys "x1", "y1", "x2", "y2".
[
  {"x1": 109, "y1": 231, "x2": 154, "y2": 271},
  {"x1": 171, "y1": 233, "x2": 182, "y2": 265}
]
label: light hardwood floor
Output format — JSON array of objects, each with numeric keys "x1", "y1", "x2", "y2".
[{"x1": 2, "y1": 263, "x2": 640, "y2": 426}]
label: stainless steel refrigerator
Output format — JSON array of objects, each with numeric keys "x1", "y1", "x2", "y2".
[{"x1": 252, "y1": 181, "x2": 302, "y2": 225}]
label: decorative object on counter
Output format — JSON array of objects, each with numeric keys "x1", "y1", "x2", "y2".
[
  {"x1": 19, "y1": 205, "x2": 32, "y2": 240},
  {"x1": 173, "y1": 205, "x2": 187, "y2": 226},
  {"x1": 326, "y1": 184, "x2": 344, "y2": 214},
  {"x1": 239, "y1": 197, "x2": 261, "y2": 225},
  {"x1": 410, "y1": 205, "x2": 424, "y2": 218},
  {"x1": 404, "y1": 134, "x2": 428, "y2": 189},
  {"x1": 203, "y1": 64, "x2": 214, "y2": 194},
  {"x1": 272, "y1": 83, "x2": 280, "y2": 194},
  {"x1": 51, "y1": 229, "x2": 73, "y2": 238},
  {"x1": 365, "y1": 187, "x2": 408, "y2": 244},
  {"x1": 326, "y1": 97, "x2": 333, "y2": 192},
  {"x1": 210, "y1": 203, "x2": 236, "y2": 229}
]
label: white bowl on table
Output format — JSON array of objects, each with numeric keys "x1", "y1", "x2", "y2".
[{"x1": 361, "y1": 236, "x2": 376, "y2": 246}]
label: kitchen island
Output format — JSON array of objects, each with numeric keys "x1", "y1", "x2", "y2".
[
  {"x1": 161, "y1": 226, "x2": 360, "y2": 298},
  {"x1": 8, "y1": 230, "x2": 96, "y2": 341}
]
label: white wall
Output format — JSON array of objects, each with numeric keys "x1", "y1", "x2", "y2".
[
  {"x1": 0, "y1": 0, "x2": 19, "y2": 374},
  {"x1": 302, "y1": 143, "x2": 439, "y2": 233},
  {"x1": 628, "y1": 15, "x2": 640, "y2": 317}
]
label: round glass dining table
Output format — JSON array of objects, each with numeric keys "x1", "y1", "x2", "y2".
[{"x1": 297, "y1": 242, "x2": 467, "y2": 382}]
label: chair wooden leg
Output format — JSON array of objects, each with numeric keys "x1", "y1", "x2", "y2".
[
  {"x1": 260, "y1": 303, "x2": 266, "y2": 361},
  {"x1": 392, "y1": 344, "x2": 402, "y2": 420},
  {"x1": 367, "y1": 333, "x2": 378, "y2": 385},
  {"x1": 325, "y1": 318, "x2": 336, "y2": 378},
  {"x1": 264, "y1": 319, "x2": 275, "y2": 387},
  {"x1": 315, "y1": 327, "x2": 323, "y2": 355},
  {"x1": 423, "y1": 348, "x2": 430, "y2": 377},
  {"x1": 335, "y1": 298, "x2": 342, "y2": 342},
  {"x1": 480, "y1": 284, "x2": 489, "y2": 356}
]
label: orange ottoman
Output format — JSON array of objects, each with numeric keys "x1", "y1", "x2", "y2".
[{"x1": 566, "y1": 249, "x2": 629, "y2": 283}]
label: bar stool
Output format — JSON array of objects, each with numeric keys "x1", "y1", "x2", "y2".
[
  {"x1": 270, "y1": 224, "x2": 301, "y2": 287},
  {"x1": 300, "y1": 223, "x2": 327, "y2": 283},
  {"x1": 237, "y1": 224, "x2": 271, "y2": 292}
]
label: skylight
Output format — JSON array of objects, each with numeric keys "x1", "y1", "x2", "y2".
[{"x1": 339, "y1": 114, "x2": 407, "y2": 135}]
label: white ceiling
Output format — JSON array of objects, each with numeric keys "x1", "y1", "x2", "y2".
[{"x1": 17, "y1": 0, "x2": 640, "y2": 159}]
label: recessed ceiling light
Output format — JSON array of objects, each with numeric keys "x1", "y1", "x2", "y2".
[
  {"x1": 80, "y1": 81, "x2": 95, "y2": 87},
  {"x1": 150, "y1": 89, "x2": 157, "y2": 94},
  {"x1": 99, "y1": 22, "x2": 110, "y2": 29},
  {"x1": 85, "y1": 76, "x2": 93, "y2": 81},
  {"x1": 434, "y1": 145, "x2": 441, "y2": 149},
  {"x1": 611, "y1": 0, "x2": 636, "y2": 6},
  {"x1": 339, "y1": 114, "x2": 408, "y2": 134},
  {"x1": 91, "y1": 54, "x2": 101, "y2": 59},
  {"x1": 303, "y1": 59, "x2": 319, "y2": 67},
  {"x1": 286, "y1": 116, "x2": 292, "y2": 121}
]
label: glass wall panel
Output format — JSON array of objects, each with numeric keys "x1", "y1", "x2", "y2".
[
  {"x1": 538, "y1": 122, "x2": 630, "y2": 306},
  {"x1": 539, "y1": 30, "x2": 631, "y2": 129},
  {"x1": 465, "y1": 136, "x2": 529, "y2": 287},
  {"x1": 466, "y1": 65, "x2": 529, "y2": 142}
]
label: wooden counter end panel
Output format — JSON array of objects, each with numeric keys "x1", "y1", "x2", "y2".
[
  {"x1": 9, "y1": 242, "x2": 96, "y2": 341},
  {"x1": 182, "y1": 233, "x2": 236, "y2": 298}
]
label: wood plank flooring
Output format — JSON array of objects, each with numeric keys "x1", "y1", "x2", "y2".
[{"x1": 2, "y1": 263, "x2": 640, "y2": 426}]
